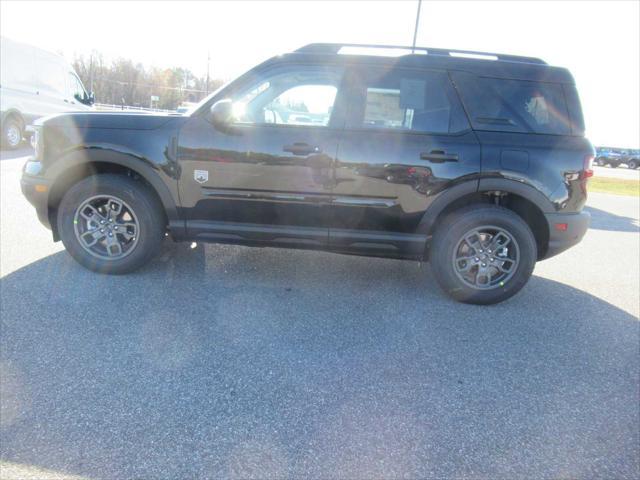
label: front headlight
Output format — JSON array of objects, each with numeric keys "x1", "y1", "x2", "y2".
[{"x1": 28, "y1": 126, "x2": 43, "y2": 160}]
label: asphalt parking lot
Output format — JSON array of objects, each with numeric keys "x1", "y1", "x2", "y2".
[
  {"x1": 593, "y1": 164, "x2": 640, "y2": 181},
  {"x1": 1, "y1": 147, "x2": 639, "y2": 479}
]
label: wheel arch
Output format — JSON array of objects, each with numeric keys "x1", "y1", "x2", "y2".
[
  {"x1": 46, "y1": 148, "x2": 183, "y2": 240},
  {"x1": 419, "y1": 178, "x2": 552, "y2": 260},
  {"x1": 1, "y1": 108, "x2": 25, "y2": 127}
]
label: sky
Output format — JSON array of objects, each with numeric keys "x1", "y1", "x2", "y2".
[{"x1": 1, "y1": 0, "x2": 638, "y2": 147}]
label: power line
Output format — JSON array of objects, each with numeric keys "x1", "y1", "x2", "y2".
[{"x1": 96, "y1": 77, "x2": 209, "y2": 93}]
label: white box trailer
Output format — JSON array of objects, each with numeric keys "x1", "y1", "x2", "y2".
[{"x1": 1, "y1": 36, "x2": 94, "y2": 149}]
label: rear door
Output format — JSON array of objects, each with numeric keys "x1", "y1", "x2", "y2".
[{"x1": 329, "y1": 65, "x2": 480, "y2": 256}]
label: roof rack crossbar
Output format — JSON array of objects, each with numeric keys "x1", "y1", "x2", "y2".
[{"x1": 295, "y1": 43, "x2": 546, "y2": 65}]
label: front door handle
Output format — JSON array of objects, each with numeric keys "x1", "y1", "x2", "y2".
[
  {"x1": 283, "y1": 143, "x2": 322, "y2": 156},
  {"x1": 420, "y1": 150, "x2": 459, "y2": 163}
]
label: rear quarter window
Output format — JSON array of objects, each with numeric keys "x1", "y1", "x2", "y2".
[{"x1": 453, "y1": 73, "x2": 573, "y2": 135}]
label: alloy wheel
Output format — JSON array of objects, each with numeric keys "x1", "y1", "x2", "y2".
[
  {"x1": 452, "y1": 226, "x2": 520, "y2": 290},
  {"x1": 73, "y1": 195, "x2": 139, "y2": 260}
]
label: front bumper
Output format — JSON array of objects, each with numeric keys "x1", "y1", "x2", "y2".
[
  {"x1": 20, "y1": 161, "x2": 54, "y2": 232},
  {"x1": 542, "y1": 210, "x2": 590, "y2": 259}
]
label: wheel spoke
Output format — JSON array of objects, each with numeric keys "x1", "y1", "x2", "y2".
[
  {"x1": 105, "y1": 235, "x2": 123, "y2": 257},
  {"x1": 80, "y1": 228, "x2": 106, "y2": 247},
  {"x1": 80, "y1": 205, "x2": 107, "y2": 226},
  {"x1": 455, "y1": 256, "x2": 476, "y2": 273},
  {"x1": 488, "y1": 232, "x2": 510, "y2": 252},
  {"x1": 464, "y1": 232, "x2": 484, "y2": 253},
  {"x1": 496, "y1": 261, "x2": 515, "y2": 273},
  {"x1": 114, "y1": 222, "x2": 136, "y2": 240},
  {"x1": 107, "y1": 199, "x2": 123, "y2": 218}
]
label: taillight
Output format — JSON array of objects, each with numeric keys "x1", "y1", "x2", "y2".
[{"x1": 582, "y1": 155, "x2": 594, "y2": 179}]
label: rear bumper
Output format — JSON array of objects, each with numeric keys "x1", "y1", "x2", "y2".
[{"x1": 542, "y1": 211, "x2": 590, "y2": 259}]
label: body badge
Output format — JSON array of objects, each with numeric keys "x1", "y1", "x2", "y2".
[{"x1": 194, "y1": 170, "x2": 208, "y2": 184}]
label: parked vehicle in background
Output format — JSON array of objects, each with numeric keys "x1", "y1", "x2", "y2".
[
  {"x1": 21, "y1": 43, "x2": 594, "y2": 304},
  {"x1": 621, "y1": 149, "x2": 639, "y2": 170},
  {"x1": 594, "y1": 147, "x2": 622, "y2": 167},
  {"x1": 0, "y1": 37, "x2": 94, "y2": 149}
]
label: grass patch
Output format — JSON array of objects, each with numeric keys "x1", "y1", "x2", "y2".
[{"x1": 589, "y1": 177, "x2": 640, "y2": 196}]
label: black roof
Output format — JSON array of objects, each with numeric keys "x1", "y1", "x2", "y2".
[{"x1": 271, "y1": 43, "x2": 574, "y2": 84}]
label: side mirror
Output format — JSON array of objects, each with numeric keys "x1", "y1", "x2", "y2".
[
  {"x1": 208, "y1": 99, "x2": 233, "y2": 128},
  {"x1": 88, "y1": 91, "x2": 95, "y2": 105}
]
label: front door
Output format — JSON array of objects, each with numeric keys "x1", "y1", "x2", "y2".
[
  {"x1": 177, "y1": 64, "x2": 346, "y2": 247},
  {"x1": 330, "y1": 65, "x2": 481, "y2": 257}
]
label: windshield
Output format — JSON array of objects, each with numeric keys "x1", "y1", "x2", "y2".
[{"x1": 188, "y1": 78, "x2": 235, "y2": 115}]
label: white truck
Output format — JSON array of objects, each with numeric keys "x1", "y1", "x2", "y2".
[{"x1": 1, "y1": 37, "x2": 94, "y2": 149}]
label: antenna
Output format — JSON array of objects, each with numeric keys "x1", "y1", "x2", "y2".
[{"x1": 411, "y1": 0, "x2": 422, "y2": 53}]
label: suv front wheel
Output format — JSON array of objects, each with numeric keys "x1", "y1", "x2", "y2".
[
  {"x1": 430, "y1": 205, "x2": 537, "y2": 304},
  {"x1": 57, "y1": 174, "x2": 166, "y2": 274}
]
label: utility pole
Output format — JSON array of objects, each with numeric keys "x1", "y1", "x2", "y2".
[
  {"x1": 412, "y1": 0, "x2": 422, "y2": 52},
  {"x1": 89, "y1": 54, "x2": 94, "y2": 94},
  {"x1": 205, "y1": 51, "x2": 210, "y2": 95}
]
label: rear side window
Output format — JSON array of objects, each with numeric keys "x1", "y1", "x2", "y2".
[
  {"x1": 454, "y1": 73, "x2": 572, "y2": 135},
  {"x1": 349, "y1": 68, "x2": 469, "y2": 134}
]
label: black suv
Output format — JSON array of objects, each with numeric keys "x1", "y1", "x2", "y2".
[{"x1": 21, "y1": 43, "x2": 593, "y2": 304}]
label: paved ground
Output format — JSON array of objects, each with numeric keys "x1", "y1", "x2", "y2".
[
  {"x1": 1, "y1": 148, "x2": 639, "y2": 479},
  {"x1": 593, "y1": 164, "x2": 640, "y2": 180}
]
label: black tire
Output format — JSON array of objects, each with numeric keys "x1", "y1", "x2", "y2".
[
  {"x1": 594, "y1": 157, "x2": 604, "y2": 166},
  {"x1": 2, "y1": 116, "x2": 23, "y2": 150},
  {"x1": 57, "y1": 174, "x2": 166, "y2": 274},
  {"x1": 627, "y1": 159, "x2": 639, "y2": 170},
  {"x1": 430, "y1": 205, "x2": 537, "y2": 305}
]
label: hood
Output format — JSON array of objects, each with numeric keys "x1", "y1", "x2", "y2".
[{"x1": 35, "y1": 111, "x2": 181, "y2": 130}]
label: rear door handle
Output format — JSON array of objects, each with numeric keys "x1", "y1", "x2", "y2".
[
  {"x1": 283, "y1": 143, "x2": 322, "y2": 156},
  {"x1": 420, "y1": 150, "x2": 459, "y2": 163}
]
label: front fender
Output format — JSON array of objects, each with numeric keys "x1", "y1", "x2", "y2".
[{"x1": 44, "y1": 147, "x2": 183, "y2": 236}]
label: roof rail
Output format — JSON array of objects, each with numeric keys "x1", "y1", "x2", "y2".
[{"x1": 295, "y1": 43, "x2": 546, "y2": 65}]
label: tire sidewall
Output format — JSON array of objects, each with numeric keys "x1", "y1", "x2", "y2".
[
  {"x1": 58, "y1": 175, "x2": 164, "y2": 274},
  {"x1": 431, "y1": 206, "x2": 537, "y2": 305},
  {"x1": 2, "y1": 118, "x2": 22, "y2": 149}
]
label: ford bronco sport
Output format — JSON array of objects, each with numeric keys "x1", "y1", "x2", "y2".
[{"x1": 21, "y1": 43, "x2": 593, "y2": 304}]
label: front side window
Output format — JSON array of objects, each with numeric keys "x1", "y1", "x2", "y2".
[
  {"x1": 68, "y1": 72, "x2": 87, "y2": 103},
  {"x1": 352, "y1": 68, "x2": 468, "y2": 134},
  {"x1": 230, "y1": 66, "x2": 342, "y2": 127}
]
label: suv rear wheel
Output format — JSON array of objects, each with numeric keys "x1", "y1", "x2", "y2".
[
  {"x1": 430, "y1": 205, "x2": 537, "y2": 304},
  {"x1": 627, "y1": 159, "x2": 639, "y2": 170},
  {"x1": 57, "y1": 174, "x2": 165, "y2": 274}
]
